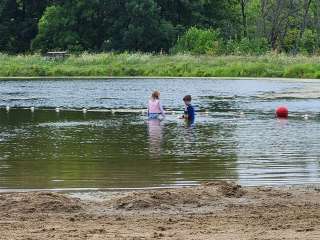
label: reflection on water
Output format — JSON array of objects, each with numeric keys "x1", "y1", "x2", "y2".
[
  {"x1": 0, "y1": 79, "x2": 320, "y2": 189},
  {"x1": 147, "y1": 119, "x2": 163, "y2": 158}
]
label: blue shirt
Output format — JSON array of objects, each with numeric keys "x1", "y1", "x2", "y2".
[{"x1": 184, "y1": 104, "x2": 195, "y2": 122}]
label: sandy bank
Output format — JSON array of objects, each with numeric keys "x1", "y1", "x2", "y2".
[{"x1": 1, "y1": 182, "x2": 320, "y2": 240}]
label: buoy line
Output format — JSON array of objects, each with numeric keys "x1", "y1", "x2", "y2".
[{"x1": 0, "y1": 106, "x2": 315, "y2": 120}]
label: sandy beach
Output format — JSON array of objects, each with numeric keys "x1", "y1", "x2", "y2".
[{"x1": 1, "y1": 182, "x2": 320, "y2": 240}]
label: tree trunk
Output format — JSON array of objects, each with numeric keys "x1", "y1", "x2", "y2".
[
  {"x1": 315, "y1": 0, "x2": 320, "y2": 51},
  {"x1": 269, "y1": 0, "x2": 283, "y2": 50},
  {"x1": 240, "y1": 0, "x2": 247, "y2": 38},
  {"x1": 294, "y1": 0, "x2": 312, "y2": 54},
  {"x1": 260, "y1": 0, "x2": 268, "y2": 37}
]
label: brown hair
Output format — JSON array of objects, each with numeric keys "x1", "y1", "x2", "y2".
[
  {"x1": 151, "y1": 91, "x2": 160, "y2": 99},
  {"x1": 183, "y1": 95, "x2": 192, "y2": 102}
]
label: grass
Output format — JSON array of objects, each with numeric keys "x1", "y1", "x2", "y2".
[{"x1": 1, "y1": 52, "x2": 320, "y2": 78}]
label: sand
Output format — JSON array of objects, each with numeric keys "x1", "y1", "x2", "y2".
[{"x1": 1, "y1": 182, "x2": 320, "y2": 240}]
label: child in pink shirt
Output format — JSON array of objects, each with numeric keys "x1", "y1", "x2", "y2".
[{"x1": 148, "y1": 91, "x2": 165, "y2": 119}]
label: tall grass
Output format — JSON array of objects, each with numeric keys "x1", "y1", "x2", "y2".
[{"x1": 1, "y1": 52, "x2": 320, "y2": 78}]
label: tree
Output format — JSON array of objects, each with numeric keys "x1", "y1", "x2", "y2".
[
  {"x1": 239, "y1": 0, "x2": 248, "y2": 37},
  {"x1": 32, "y1": 0, "x2": 178, "y2": 52},
  {"x1": 0, "y1": 0, "x2": 20, "y2": 52},
  {"x1": 0, "y1": 0, "x2": 62, "y2": 53},
  {"x1": 2, "y1": 0, "x2": 241, "y2": 53},
  {"x1": 107, "y1": 0, "x2": 176, "y2": 52},
  {"x1": 156, "y1": 0, "x2": 240, "y2": 38},
  {"x1": 5, "y1": 0, "x2": 320, "y2": 54},
  {"x1": 31, "y1": 5, "x2": 81, "y2": 52},
  {"x1": 248, "y1": 0, "x2": 315, "y2": 53},
  {"x1": 293, "y1": 0, "x2": 313, "y2": 53}
]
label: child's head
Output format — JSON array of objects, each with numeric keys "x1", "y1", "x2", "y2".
[
  {"x1": 152, "y1": 91, "x2": 160, "y2": 99},
  {"x1": 183, "y1": 95, "x2": 192, "y2": 104}
]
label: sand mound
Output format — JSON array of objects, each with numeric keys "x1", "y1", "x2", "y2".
[
  {"x1": 202, "y1": 181, "x2": 245, "y2": 198},
  {"x1": 0, "y1": 192, "x2": 83, "y2": 213},
  {"x1": 1, "y1": 184, "x2": 320, "y2": 240},
  {"x1": 113, "y1": 181, "x2": 245, "y2": 210}
]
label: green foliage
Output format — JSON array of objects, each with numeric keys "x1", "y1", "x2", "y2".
[
  {"x1": 31, "y1": 5, "x2": 82, "y2": 53},
  {"x1": 31, "y1": 0, "x2": 180, "y2": 53},
  {"x1": 1, "y1": 53, "x2": 320, "y2": 79},
  {"x1": 171, "y1": 27, "x2": 223, "y2": 55},
  {"x1": 225, "y1": 37, "x2": 269, "y2": 55},
  {"x1": 0, "y1": 0, "x2": 61, "y2": 53},
  {"x1": 172, "y1": 27, "x2": 269, "y2": 56},
  {"x1": 156, "y1": 0, "x2": 240, "y2": 35},
  {"x1": 2, "y1": 0, "x2": 320, "y2": 56},
  {"x1": 282, "y1": 29, "x2": 300, "y2": 53},
  {"x1": 106, "y1": 0, "x2": 177, "y2": 52},
  {"x1": 1, "y1": 0, "x2": 239, "y2": 53},
  {"x1": 300, "y1": 29, "x2": 317, "y2": 54},
  {"x1": 281, "y1": 28, "x2": 317, "y2": 55}
]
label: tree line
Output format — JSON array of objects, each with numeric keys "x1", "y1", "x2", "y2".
[{"x1": 0, "y1": 0, "x2": 320, "y2": 55}]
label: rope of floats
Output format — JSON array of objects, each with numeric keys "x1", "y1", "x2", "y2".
[
  {"x1": 1, "y1": 105, "x2": 311, "y2": 119},
  {"x1": 2, "y1": 106, "x2": 188, "y2": 115}
]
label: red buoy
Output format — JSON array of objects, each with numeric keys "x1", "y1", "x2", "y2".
[{"x1": 276, "y1": 106, "x2": 288, "y2": 118}]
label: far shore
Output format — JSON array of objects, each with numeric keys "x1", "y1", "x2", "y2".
[
  {"x1": 0, "y1": 76, "x2": 319, "y2": 81},
  {"x1": 1, "y1": 53, "x2": 320, "y2": 79}
]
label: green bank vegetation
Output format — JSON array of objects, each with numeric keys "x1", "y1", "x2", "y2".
[
  {"x1": 1, "y1": 0, "x2": 320, "y2": 55},
  {"x1": 2, "y1": 1, "x2": 320, "y2": 79},
  {"x1": 1, "y1": 53, "x2": 320, "y2": 78}
]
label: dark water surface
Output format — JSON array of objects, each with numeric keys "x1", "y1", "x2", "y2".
[{"x1": 0, "y1": 78, "x2": 320, "y2": 190}]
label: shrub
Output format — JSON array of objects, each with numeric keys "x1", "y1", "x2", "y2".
[
  {"x1": 224, "y1": 37, "x2": 269, "y2": 55},
  {"x1": 282, "y1": 28, "x2": 300, "y2": 53},
  {"x1": 300, "y1": 29, "x2": 317, "y2": 54},
  {"x1": 171, "y1": 27, "x2": 223, "y2": 55}
]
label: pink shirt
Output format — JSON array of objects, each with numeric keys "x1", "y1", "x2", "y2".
[{"x1": 148, "y1": 99, "x2": 165, "y2": 115}]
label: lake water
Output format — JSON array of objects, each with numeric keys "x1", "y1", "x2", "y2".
[{"x1": 0, "y1": 78, "x2": 320, "y2": 190}]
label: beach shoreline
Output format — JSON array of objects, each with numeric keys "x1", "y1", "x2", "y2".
[{"x1": 1, "y1": 181, "x2": 319, "y2": 240}]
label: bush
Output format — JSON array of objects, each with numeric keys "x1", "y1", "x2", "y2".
[
  {"x1": 282, "y1": 28, "x2": 317, "y2": 55},
  {"x1": 282, "y1": 28, "x2": 300, "y2": 53},
  {"x1": 300, "y1": 29, "x2": 317, "y2": 54},
  {"x1": 172, "y1": 27, "x2": 269, "y2": 56},
  {"x1": 171, "y1": 27, "x2": 223, "y2": 55},
  {"x1": 224, "y1": 37, "x2": 269, "y2": 55}
]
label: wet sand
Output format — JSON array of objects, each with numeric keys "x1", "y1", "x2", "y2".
[{"x1": 1, "y1": 182, "x2": 320, "y2": 240}]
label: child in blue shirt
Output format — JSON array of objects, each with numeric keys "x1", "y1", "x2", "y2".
[{"x1": 182, "y1": 95, "x2": 195, "y2": 123}]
